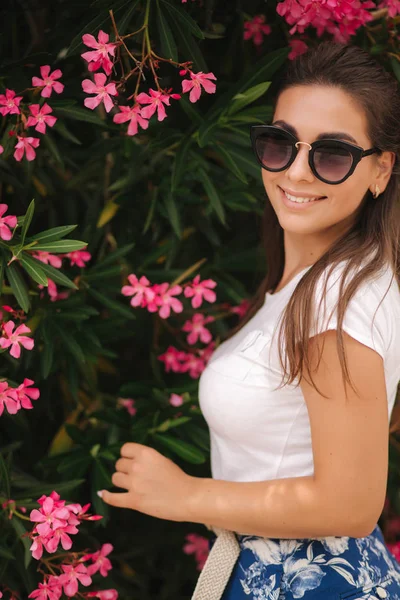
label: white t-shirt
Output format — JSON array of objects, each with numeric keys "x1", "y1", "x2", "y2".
[{"x1": 198, "y1": 261, "x2": 400, "y2": 483}]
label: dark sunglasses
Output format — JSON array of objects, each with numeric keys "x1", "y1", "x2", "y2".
[{"x1": 250, "y1": 125, "x2": 379, "y2": 185}]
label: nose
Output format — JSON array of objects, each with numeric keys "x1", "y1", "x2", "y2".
[{"x1": 286, "y1": 144, "x2": 315, "y2": 184}]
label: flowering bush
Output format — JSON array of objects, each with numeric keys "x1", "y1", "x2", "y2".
[{"x1": 1, "y1": 0, "x2": 400, "y2": 598}]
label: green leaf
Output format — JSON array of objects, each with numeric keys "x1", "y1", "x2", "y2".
[
  {"x1": 88, "y1": 288, "x2": 136, "y2": 319},
  {"x1": 24, "y1": 257, "x2": 78, "y2": 289},
  {"x1": 6, "y1": 262, "x2": 30, "y2": 312},
  {"x1": 198, "y1": 167, "x2": 226, "y2": 224},
  {"x1": 143, "y1": 186, "x2": 158, "y2": 234},
  {"x1": 213, "y1": 144, "x2": 248, "y2": 184},
  {"x1": 169, "y1": 18, "x2": 208, "y2": 72},
  {"x1": 155, "y1": 416, "x2": 192, "y2": 432},
  {"x1": 226, "y1": 81, "x2": 271, "y2": 116},
  {"x1": 52, "y1": 322, "x2": 86, "y2": 364},
  {"x1": 20, "y1": 254, "x2": 48, "y2": 286},
  {"x1": 117, "y1": 0, "x2": 141, "y2": 35},
  {"x1": 0, "y1": 453, "x2": 11, "y2": 497},
  {"x1": 157, "y1": 0, "x2": 178, "y2": 62},
  {"x1": 153, "y1": 433, "x2": 206, "y2": 464},
  {"x1": 90, "y1": 242, "x2": 135, "y2": 271},
  {"x1": 66, "y1": 0, "x2": 131, "y2": 55},
  {"x1": 29, "y1": 225, "x2": 78, "y2": 243},
  {"x1": 40, "y1": 325, "x2": 54, "y2": 378},
  {"x1": 42, "y1": 133, "x2": 64, "y2": 166},
  {"x1": 390, "y1": 57, "x2": 400, "y2": 83},
  {"x1": 165, "y1": 191, "x2": 182, "y2": 238},
  {"x1": 171, "y1": 136, "x2": 193, "y2": 192},
  {"x1": 53, "y1": 106, "x2": 107, "y2": 126},
  {"x1": 32, "y1": 239, "x2": 87, "y2": 253},
  {"x1": 160, "y1": 0, "x2": 204, "y2": 38},
  {"x1": 197, "y1": 121, "x2": 221, "y2": 148},
  {"x1": 53, "y1": 120, "x2": 82, "y2": 145},
  {"x1": 20, "y1": 199, "x2": 35, "y2": 246},
  {"x1": 11, "y1": 517, "x2": 32, "y2": 570},
  {"x1": 12, "y1": 479, "x2": 85, "y2": 500},
  {"x1": 222, "y1": 145, "x2": 262, "y2": 180}
]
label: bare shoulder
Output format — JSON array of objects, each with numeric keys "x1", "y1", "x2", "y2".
[{"x1": 299, "y1": 329, "x2": 388, "y2": 537}]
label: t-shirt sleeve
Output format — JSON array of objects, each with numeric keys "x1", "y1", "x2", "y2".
[{"x1": 308, "y1": 264, "x2": 391, "y2": 360}]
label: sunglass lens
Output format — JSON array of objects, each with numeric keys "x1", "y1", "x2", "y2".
[
  {"x1": 313, "y1": 145, "x2": 353, "y2": 183},
  {"x1": 255, "y1": 130, "x2": 293, "y2": 171}
]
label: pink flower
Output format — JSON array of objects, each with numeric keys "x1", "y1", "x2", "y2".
[
  {"x1": 0, "y1": 321, "x2": 34, "y2": 359},
  {"x1": 182, "y1": 313, "x2": 214, "y2": 345},
  {"x1": 0, "y1": 89, "x2": 23, "y2": 116},
  {"x1": 28, "y1": 575, "x2": 63, "y2": 600},
  {"x1": 184, "y1": 275, "x2": 217, "y2": 309},
  {"x1": 38, "y1": 278, "x2": 70, "y2": 302},
  {"x1": 32, "y1": 66, "x2": 64, "y2": 98},
  {"x1": 85, "y1": 543, "x2": 114, "y2": 577},
  {"x1": 158, "y1": 346, "x2": 187, "y2": 373},
  {"x1": 0, "y1": 381, "x2": 19, "y2": 417},
  {"x1": 121, "y1": 274, "x2": 156, "y2": 308},
  {"x1": 26, "y1": 104, "x2": 57, "y2": 134},
  {"x1": 183, "y1": 533, "x2": 209, "y2": 571},
  {"x1": 14, "y1": 136, "x2": 40, "y2": 162},
  {"x1": 0, "y1": 145, "x2": 3, "y2": 154},
  {"x1": 169, "y1": 393, "x2": 184, "y2": 407},
  {"x1": 0, "y1": 204, "x2": 17, "y2": 241},
  {"x1": 154, "y1": 283, "x2": 183, "y2": 318},
  {"x1": 81, "y1": 30, "x2": 117, "y2": 76},
  {"x1": 179, "y1": 352, "x2": 206, "y2": 379},
  {"x1": 30, "y1": 496, "x2": 70, "y2": 537},
  {"x1": 59, "y1": 563, "x2": 92, "y2": 597},
  {"x1": 14, "y1": 378, "x2": 40, "y2": 410},
  {"x1": 117, "y1": 398, "x2": 137, "y2": 416},
  {"x1": 136, "y1": 88, "x2": 180, "y2": 122},
  {"x1": 229, "y1": 298, "x2": 251, "y2": 319},
  {"x1": 379, "y1": 0, "x2": 400, "y2": 16},
  {"x1": 113, "y1": 105, "x2": 149, "y2": 136},
  {"x1": 243, "y1": 15, "x2": 272, "y2": 45},
  {"x1": 288, "y1": 39, "x2": 308, "y2": 60},
  {"x1": 82, "y1": 73, "x2": 117, "y2": 113},
  {"x1": 198, "y1": 341, "x2": 216, "y2": 364},
  {"x1": 181, "y1": 71, "x2": 217, "y2": 103},
  {"x1": 86, "y1": 591, "x2": 118, "y2": 600},
  {"x1": 65, "y1": 249, "x2": 91, "y2": 267},
  {"x1": 31, "y1": 251, "x2": 62, "y2": 268}
]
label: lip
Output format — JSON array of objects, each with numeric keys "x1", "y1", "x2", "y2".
[
  {"x1": 280, "y1": 186, "x2": 326, "y2": 199},
  {"x1": 279, "y1": 186, "x2": 326, "y2": 210}
]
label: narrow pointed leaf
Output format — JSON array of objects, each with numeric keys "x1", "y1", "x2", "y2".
[
  {"x1": 165, "y1": 191, "x2": 182, "y2": 238},
  {"x1": 157, "y1": 0, "x2": 178, "y2": 62},
  {"x1": 198, "y1": 168, "x2": 226, "y2": 224},
  {"x1": 20, "y1": 199, "x2": 35, "y2": 246},
  {"x1": 29, "y1": 225, "x2": 77, "y2": 243},
  {"x1": 6, "y1": 262, "x2": 30, "y2": 312},
  {"x1": 32, "y1": 239, "x2": 88, "y2": 253},
  {"x1": 153, "y1": 433, "x2": 206, "y2": 464},
  {"x1": 26, "y1": 257, "x2": 78, "y2": 289},
  {"x1": 20, "y1": 255, "x2": 48, "y2": 286}
]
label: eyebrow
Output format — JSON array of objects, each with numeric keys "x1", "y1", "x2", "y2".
[{"x1": 272, "y1": 120, "x2": 359, "y2": 145}]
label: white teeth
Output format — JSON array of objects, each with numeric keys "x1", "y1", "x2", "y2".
[{"x1": 284, "y1": 190, "x2": 322, "y2": 203}]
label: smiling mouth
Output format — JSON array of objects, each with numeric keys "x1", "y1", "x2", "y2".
[{"x1": 280, "y1": 187, "x2": 327, "y2": 204}]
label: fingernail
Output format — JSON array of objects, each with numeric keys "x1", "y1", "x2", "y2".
[{"x1": 97, "y1": 490, "x2": 104, "y2": 498}]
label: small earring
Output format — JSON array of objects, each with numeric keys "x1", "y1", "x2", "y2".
[{"x1": 373, "y1": 185, "x2": 381, "y2": 199}]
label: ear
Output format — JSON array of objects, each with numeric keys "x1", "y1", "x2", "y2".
[{"x1": 370, "y1": 151, "x2": 396, "y2": 195}]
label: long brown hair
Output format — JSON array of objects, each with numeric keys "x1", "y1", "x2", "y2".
[{"x1": 225, "y1": 42, "x2": 400, "y2": 431}]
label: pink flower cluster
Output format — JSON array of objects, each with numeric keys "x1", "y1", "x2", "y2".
[
  {"x1": 0, "y1": 204, "x2": 17, "y2": 240},
  {"x1": 121, "y1": 273, "x2": 216, "y2": 318},
  {"x1": 243, "y1": 15, "x2": 272, "y2": 45},
  {"x1": 158, "y1": 341, "x2": 215, "y2": 379},
  {"x1": 276, "y1": 0, "x2": 375, "y2": 42},
  {"x1": 33, "y1": 249, "x2": 91, "y2": 302},
  {"x1": 28, "y1": 491, "x2": 117, "y2": 600},
  {"x1": 183, "y1": 533, "x2": 209, "y2": 571},
  {"x1": 0, "y1": 378, "x2": 39, "y2": 417},
  {"x1": 80, "y1": 30, "x2": 217, "y2": 136},
  {"x1": 0, "y1": 65, "x2": 64, "y2": 161}
]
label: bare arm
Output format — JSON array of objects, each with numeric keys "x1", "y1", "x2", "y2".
[{"x1": 187, "y1": 329, "x2": 389, "y2": 538}]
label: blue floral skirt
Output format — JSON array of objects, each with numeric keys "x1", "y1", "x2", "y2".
[{"x1": 209, "y1": 524, "x2": 400, "y2": 599}]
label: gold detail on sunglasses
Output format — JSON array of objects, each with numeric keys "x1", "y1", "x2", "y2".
[{"x1": 294, "y1": 141, "x2": 312, "y2": 151}]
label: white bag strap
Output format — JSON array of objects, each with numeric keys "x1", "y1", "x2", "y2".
[{"x1": 190, "y1": 526, "x2": 241, "y2": 600}]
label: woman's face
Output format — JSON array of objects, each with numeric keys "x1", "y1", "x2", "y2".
[{"x1": 262, "y1": 85, "x2": 381, "y2": 237}]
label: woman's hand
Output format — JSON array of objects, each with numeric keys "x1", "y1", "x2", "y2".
[{"x1": 99, "y1": 442, "x2": 197, "y2": 522}]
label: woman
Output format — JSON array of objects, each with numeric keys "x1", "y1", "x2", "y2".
[{"x1": 99, "y1": 42, "x2": 400, "y2": 599}]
